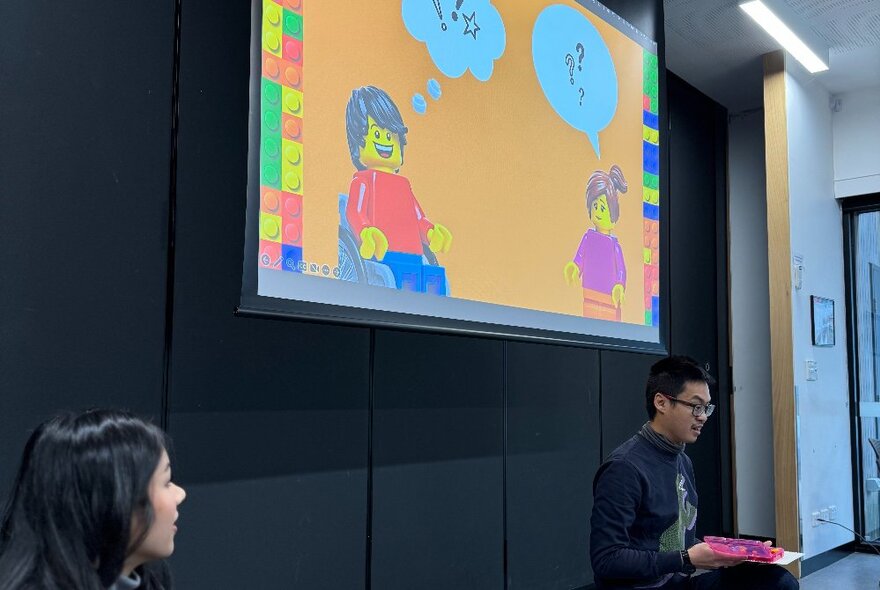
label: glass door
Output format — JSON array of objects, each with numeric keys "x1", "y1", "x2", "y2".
[{"x1": 847, "y1": 205, "x2": 880, "y2": 542}]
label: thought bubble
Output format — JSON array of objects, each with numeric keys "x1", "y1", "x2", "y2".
[
  {"x1": 532, "y1": 4, "x2": 618, "y2": 158},
  {"x1": 402, "y1": 0, "x2": 506, "y2": 81}
]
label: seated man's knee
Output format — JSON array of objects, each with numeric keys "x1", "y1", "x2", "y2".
[{"x1": 771, "y1": 566, "x2": 799, "y2": 590}]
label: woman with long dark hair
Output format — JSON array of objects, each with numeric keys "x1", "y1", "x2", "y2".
[{"x1": 0, "y1": 410, "x2": 186, "y2": 589}]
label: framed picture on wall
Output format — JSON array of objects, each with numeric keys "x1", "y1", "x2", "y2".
[{"x1": 811, "y1": 295, "x2": 835, "y2": 347}]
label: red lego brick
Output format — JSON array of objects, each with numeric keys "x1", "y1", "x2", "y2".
[
  {"x1": 283, "y1": 36, "x2": 303, "y2": 64},
  {"x1": 259, "y1": 240, "x2": 282, "y2": 270},
  {"x1": 261, "y1": 187, "x2": 282, "y2": 215},
  {"x1": 281, "y1": 192, "x2": 303, "y2": 246},
  {"x1": 282, "y1": 61, "x2": 302, "y2": 90},
  {"x1": 282, "y1": 113, "x2": 303, "y2": 141},
  {"x1": 263, "y1": 52, "x2": 302, "y2": 91}
]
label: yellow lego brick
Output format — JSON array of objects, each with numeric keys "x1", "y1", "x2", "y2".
[
  {"x1": 260, "y1": 212, "x2": 283, "y2": 242},
  {"x1": 643, "y1": 248, "x2": 652, "y2": 265},
  {"x1": 282, "y1": 140, "x2": 303, "y2": 168},
  {"x1": 643, "y1": 186, "x2": 659, "y2": 204},
  {"x1": 642, "y1": 125, "x2": 659, "y2": 145},
  {"x1": 281, "y1": 139, "x2": 304, "y2": 193},
  {"x1": 263, "y1": 1, "x2": 283, "y2": 56},
  {"x1": 282, "y1": 86, "x2": 303, "y2": 116}
]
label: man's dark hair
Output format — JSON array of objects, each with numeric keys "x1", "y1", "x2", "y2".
[
  {"x1": 645, "y1": 356, "x2": 715, "y2": 419},
  {"x1": 345, "y1": 86, "x2": 408, "y2": 171}
]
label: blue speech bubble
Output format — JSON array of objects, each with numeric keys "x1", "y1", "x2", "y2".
[
  {"x1": 532, "y1": 4, "x2": 618, "y2": 158},
  {"x1": 402, "y1": 0, "x2": 506, "y2": 82}
]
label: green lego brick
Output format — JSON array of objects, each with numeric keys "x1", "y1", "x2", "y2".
[
  {"x1": 261, "y1": 161, "x2": 281, "y2": 189},
  {"x1": 262, "y1": 78, "x2": 282, "y2": 110},
  {"x1": 283, "y1": 10, "x2": 303, "y2": 40},
  {"x1": 261, "y1": 78, "x2": 282, "y2": 137},
  {"x1": 262, "y1": 136, "x2": 281, "y2": 162},
  {"x1": 643, "y1": 172, "x2": 659, "y2": 190}
]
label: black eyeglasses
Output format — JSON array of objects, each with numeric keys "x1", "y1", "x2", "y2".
[{"x1": 660, "y1": 393, "x2": 715, "y2": 417}]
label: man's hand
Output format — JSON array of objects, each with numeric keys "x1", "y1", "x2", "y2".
[
  {"x1": 687, "y1": 543, "x2": 747, "y2": 570},
  {"x1": 427, "y1": 223, "x2": 453, "y2": 254},
  {"x1": 563, "y1": 262, "x2": 581, "y2": 286},
  {"x1": 360, "y1": 227, "x2": 389, "y2": 261}
]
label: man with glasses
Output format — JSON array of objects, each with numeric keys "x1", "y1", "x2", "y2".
[{"x1": 590, "y1": 356, "x2": 798, "y2": 589}]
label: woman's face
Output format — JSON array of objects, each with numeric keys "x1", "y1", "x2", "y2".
[{"x1": 127, "y1": 450, "x2": 186, "y2": 571}]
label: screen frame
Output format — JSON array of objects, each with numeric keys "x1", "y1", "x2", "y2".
[{"x1": 239, "y1": 0, "x2": 670, "y2": 354}]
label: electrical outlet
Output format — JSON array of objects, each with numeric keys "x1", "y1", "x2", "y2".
[
  {"x1": 820, "y1": 508, "x2": 830, "y2": 523},
  {"x1": 829, "y1": 505, "x2": 838, "y2": 521},
  {"x1": 811, "y1": 511, "x2": 820, "y2": 527},
  {"x1": 805, "y1": 360, "x2": 818, "y2": 381}
]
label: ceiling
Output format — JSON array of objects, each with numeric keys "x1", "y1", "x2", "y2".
[{"x1": 664, "y1": 0, "x2": 880, "y2": 113}]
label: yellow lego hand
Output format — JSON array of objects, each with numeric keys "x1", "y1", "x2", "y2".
[
  {"x1": 611, "y1": 283, "x2": 625, "y2": 308},
  {"x1": 359, "y1": 227, "x2": 388, "y2": 262},
  {"x1": 427, "y1": 223, "x2": 453, "y2": 254},
  {"x1": 563, "y1": 262, "x2": 581, "y2": 286}
]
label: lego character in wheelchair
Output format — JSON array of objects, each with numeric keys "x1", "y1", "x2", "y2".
[{"x1": 341, "y1": 85, "x2": 452, "y2": 295}]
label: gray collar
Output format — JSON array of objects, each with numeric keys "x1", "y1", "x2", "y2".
[
  {"x1": 108, "y1": 571, "x2": 141, "y2": 590},
  {"x1": 639, "y1": 422, "x2": 685, "y2": 455}
]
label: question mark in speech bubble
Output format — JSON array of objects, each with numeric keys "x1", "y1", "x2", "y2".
[
  {"x1": 565, "y1": 54, "x2": 575, "y2": 84},
  {"x1": 576, "y1": 42, "x2": 585, "y2": 71},
  {"x1": 532, "y1": 4, "x2": 618, "y2": 158}
]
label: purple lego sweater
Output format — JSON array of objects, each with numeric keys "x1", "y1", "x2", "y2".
[{"x1": 573, "y1": 229, "x2": 626, "y2": 293}]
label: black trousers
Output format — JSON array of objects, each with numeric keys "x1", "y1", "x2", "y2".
[{"x1": 664, "y1": 563, "x2": 799, "y2": 590}]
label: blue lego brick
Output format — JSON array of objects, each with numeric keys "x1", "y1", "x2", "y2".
[
  {"x1": 643, "y1": 202, "x2": 659, "y2": 221},
  {"x1": 281, "y1": 244, "x2": 303, "y2": 272},
  {"x1": 643, "y1": 141, "x2": 659, "y2": 175},
  {"x1": 643, "y1": 110, "x2": 659, "y2": 130},
  {"x1": 651, "y1": 296, "x2": 660, "y2": 326}
]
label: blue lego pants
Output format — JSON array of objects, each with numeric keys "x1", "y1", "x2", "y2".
[{"x1": 382, "y1": 251, "x2": 447, "y2": 295}]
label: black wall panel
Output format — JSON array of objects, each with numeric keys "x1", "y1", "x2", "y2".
[
  {"x1": 371, "y1": 331, "x2": 504, "y2": 589},
  {"x1": 667, "y1": 74, "x2": 731, "y2": 538},
  {"x1": 600, "y1": 351, "x2": 665, "y2": 458},
  {"x1": 0, "y1": 1, "x2": 174, "y2": 500},
  {"x1": 168, "y1": 0, "x2": 370, "y2": 586},
  {"x1": 506, "y1": 343, "x2": 600, "y2": 589}
]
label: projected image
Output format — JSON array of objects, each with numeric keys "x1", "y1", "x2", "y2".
[{"x1": 252, "y1": 0, "x2": 661, "y2": 340}]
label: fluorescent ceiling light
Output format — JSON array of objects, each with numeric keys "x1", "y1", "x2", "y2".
[{"x1": 740, "y1": 0, "x2": 829, "y2": 73}]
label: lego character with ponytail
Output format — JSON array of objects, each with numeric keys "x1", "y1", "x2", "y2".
[{"x1": 564, "y1": 165, "x2": 628, "y2": 321}]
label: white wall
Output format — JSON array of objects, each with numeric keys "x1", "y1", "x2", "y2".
[
  {"x1": 832, "y1": 88, "x2": 880, "y2": 198},
  {"x1": 785, "y1": 58, "x2": 853, "y2": 558},
  {"x1": 728, "y1": 109, "x2": 776, "y2": 538}
]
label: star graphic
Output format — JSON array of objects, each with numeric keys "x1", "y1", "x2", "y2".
[{"x1": 462, "y1": 11, "x2": 480, "y2": 39}]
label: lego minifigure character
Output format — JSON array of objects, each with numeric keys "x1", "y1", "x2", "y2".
[
  {"x1": 564, "y1": 165, "x2": 628, "y2": 321},
  {"x1": 344, "y1": 86, "x2": 451, "y2": 293}
]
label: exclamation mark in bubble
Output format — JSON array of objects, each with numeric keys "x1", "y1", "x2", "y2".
[{"x1": 432, "y1": 0, "x2": 447, "y2": 30}]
